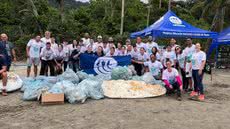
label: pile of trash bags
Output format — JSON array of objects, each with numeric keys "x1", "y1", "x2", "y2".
[{"x1": 22, "y1": 66, "x2": 164, "y2": 104}]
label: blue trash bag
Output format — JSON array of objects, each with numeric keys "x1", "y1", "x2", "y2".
[
  {"x1": 21, "y1": 77, "x2": 35, "y2": 92},
  {"x1": 111, "y1": 66, "x2": 132, "y2": 80},
  {"x1": 48, "y1": 83, "x2": 64, "y2": 94},
  {"x1": 58, "y1": 69, "x2": 79, "y2": 84},
  {"x1": 22, "y1": 79, "x2": 52, "y2": 101},
  {"x1": 65, "y1": 87, "x2": 87, "y2": 104},
  {"x1": 131, "y1": 75, "x2": 143, "y2": 81}
]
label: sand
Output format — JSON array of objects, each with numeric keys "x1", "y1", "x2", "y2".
[{"x1": 0, "y1": 64, "x2": 229, "y2": 129}]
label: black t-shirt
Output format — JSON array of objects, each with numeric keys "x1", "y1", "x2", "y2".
[
  {"x1": 0, "y1": 56, "x2": 7, "y2": 70},
  {"x1": 70, "y1": 49, "x2": 80, "y2": 61}
]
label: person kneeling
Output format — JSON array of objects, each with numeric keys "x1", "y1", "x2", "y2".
[
  {"x1": 0, "y1": 55, "x2": 8, "y2": 96},
  {"x1": 162, "y1": 60, "x2": 183, "y2": 101}
]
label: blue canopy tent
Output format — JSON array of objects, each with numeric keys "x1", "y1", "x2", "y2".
[
  {"x1": 207, "y1": 27, "x2": 230, "y2": 59},
  {"x1": 130, "y1": 10, "x2": 217, "y2": 39}
]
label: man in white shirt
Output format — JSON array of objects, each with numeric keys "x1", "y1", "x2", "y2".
[
  {"x1": 41, "y1": 31, "x2": 51, "y2": 47},
  {"x1": 82, "y1": 33, "x2": 91, "y2": 47},
  {"x1": 26, "y1": 35, "x2": 43, "y2": 77},
  {"x1": 40, "y1": 42, "x2": 55, "y2": 76},
  {"x1": 147, "y1": 36, "x2": 159, "y2": 54},
  {"x1": 136, "y1": 37, "x2": 147, "y2": 51}
]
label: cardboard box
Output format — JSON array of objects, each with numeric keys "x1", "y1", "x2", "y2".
[{"x1": 41, "y1": 93, "x2": 64, "y2": 105}]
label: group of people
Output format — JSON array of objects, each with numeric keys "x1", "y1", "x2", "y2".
[{"x1": 0, "y1": 31, "x2": 206, "y2": 101}]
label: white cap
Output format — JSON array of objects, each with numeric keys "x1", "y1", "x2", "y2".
[{"x1": 97, "y1": 35, "x2": 102, "y2": 39}]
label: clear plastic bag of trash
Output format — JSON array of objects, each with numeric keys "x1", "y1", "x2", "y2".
[
  {"x1": 76, "y1": 71, "x2": 89, "y2": 81},
  {"x1": 58, "y1": 69, "x2": 79, "y2": 84},
  {"x1": 128, "y1": 65, "x2": 137, "y2": 76},
  {"x1": 65, "y1": 78, "x2": 104, "y2": 104},
  {"x1": 111, "y1": 66, "x2": 132, "y2": 80},
  {"x1": 132, "y1": 72, "x2": 164, "y2": 86},
  {"x1": 48, "y1": 84, "x2": 64, "y2": 94},
  {"x1": 22, "y1": 79, "x2": 52, "y2": 101}
]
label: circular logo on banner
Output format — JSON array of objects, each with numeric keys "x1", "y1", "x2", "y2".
[
  {"x1": 94, "y1": 57, "x2": 118, "y2": 74},
  {"x1": 169, "y1": 16, "x2": 182, "y2": 25}
]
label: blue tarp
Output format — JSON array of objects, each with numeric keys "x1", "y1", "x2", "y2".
[
  {"x1": 207, "y1": 27, "x2": 230, "y2": 59},
  {"x1": 130, "y1": 10, "x2": 217, "y2": 39}
]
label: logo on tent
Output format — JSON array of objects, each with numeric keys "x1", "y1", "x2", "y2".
[
  {"x1": 169, "y1": 16, "x2": 182, "y2": 25},
  {"x1": 94, "y1": 57, "x2": 118, "y2": 74}
]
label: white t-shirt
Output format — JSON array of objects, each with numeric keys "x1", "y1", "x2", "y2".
[
  {"x1": 40, "y1": 47, "x2": 55, "y2": 61},
  {"x1": 148, "y1": 52, "x2": 161, "y2": 61},
  {"x1": 162, "y1": 51, "x2": 176, "y2": 66},
  {"x1": 116, "y1": 49, "x2": 123, "y2": 56},
  {"x1": 27, "y1": 39, "x2": 43, "y2": 58},
  {"x1": 131, "y1": 50, "x2": 139, "y2": 60},
  {"x1": 162, "y1": 68, "x2": 179, "y2": 84},
  {"x1": 103, "y1": 45, "x2": 110, "y2": 54},
  {"x1": 137, "y1": 53, "x2": 149, "y2": 61},
  {"x1": 191, "y1": 51, "x2": 206, "y2": 70},
  {"x1": 63, "y1": 45, "x2": 70, "y2": 61},
  {"x1": 136, "y1": 42, "x2": 147, "y2": 51},
  {"x1": 177, "y1": 52, "x2": 185, "y2": 69},
  {"x1": 82, "y1": 38, "x2": 91, "y2": 47},
  {"x1": 92, "y1": 42, "x2": 103, "y2": 52},
  {"x1": 51, "y1": 43, "x2": 58, "y2": 51},
  {"x1": 144, "y1": 61, "x2": 163, "y2": 76},
  {"x1": 147, "y1": 41, "x2": 159, "y2": 54},
  {"x1": 41, "y1": 37, "x2": 51, "y2": 47},
  {"x1": 55, "y1": 50, "x2": 66, "y2": 60},
  {"x1": 184, "y1": 44, "x2": 195, "y2": 60}
]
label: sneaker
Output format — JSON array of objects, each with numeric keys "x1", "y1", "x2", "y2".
[
  {"x1": 198, "y1": 94, "x2": 205, "y2": 101},
  {"x1": 190, "y1": 91, "x2": 198, "y2": 97}
]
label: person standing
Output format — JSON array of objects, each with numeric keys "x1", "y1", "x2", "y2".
[
  {"x1": 54, "y1": 44, "x2": 66, "y2": 75},
  {"x1": 0, "y1": 55, "x2": 8, "y2": 96},
  {"x1": 184, "y1": 38, "x2": 196, "y2": 91},
  {"x1": 40, "y1": 42, "x2": 55, "y2": 76},
  {"x1": 26, "y1": 35, "x2": 43, "y2": 77},
  {"x1": 190, "y1": 43, "x2": 206, "y2": 101},
  {"x1": 41, "y1": 31, "x2": 52, "y2": 47},
  {"x1": 136, "y1": 37, "x2": 147, "y2": 51},
  {"x1": 147, "y1": 36, "x2": 159, "y2": 54},
  {"x1": 50, "y1": 37, "x2": 58, "y2": 51},
  {"x1": 116, "y1": 42, "x2": 123, "y2": 56},
  {"x1": 62, "y1": 40, "x2": 70, "y2": 71},
  {"x1": 0, "y1": 33, "x2": 17, "y2": 71},
  {"x1": 175, "y1": 46, "x2": 188, "y2": 91},
  {"x1": 69, "y1": 41, "x2": 81, "y2": 73},
  {"x1": 93, "y1": 35, "x2": 103, "y2": 52},
  {"x1": 162, "y1": 60, "x2": 183, "y2": 101},
  {"x1": 170, "y1": 38, "x2": 178, "y2": 52},
  {"x1": 82, "y1": 33, "x2": 91, "y2": 47}
]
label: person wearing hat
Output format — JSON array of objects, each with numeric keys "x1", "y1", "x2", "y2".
[
  {"x1": 147, "y1": 36, "x2": 159, "y2": 54},
  {"x1": 82, "y1": 33, "x2": 91, "y2": 47},
  {"x1": 183, "y1": 38, "x2": 195, "y2": 91},
  {"x1": 93, "y1": 35, "x2": 103, "y2": 52}
]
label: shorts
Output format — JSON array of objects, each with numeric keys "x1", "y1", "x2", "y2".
[
  {"x1": 185, "y1": 62, "x2": 192, "y2": 78},
  {"x1": 27, "y1": 57, "x2": 40, "y2": 67}
]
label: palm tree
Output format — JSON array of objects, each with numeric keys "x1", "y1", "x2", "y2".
[{"x1": 200, "y1": 0, "x2": 230, "y2": 32}]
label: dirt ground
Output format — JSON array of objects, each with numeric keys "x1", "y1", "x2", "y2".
[{"x1": 0, "y1": 64, "x2": 230, "y2": 129}]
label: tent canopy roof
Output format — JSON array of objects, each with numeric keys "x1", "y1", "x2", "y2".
[{"x1": 130, "y1": 10, "x2": 217, "y2": 39}]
